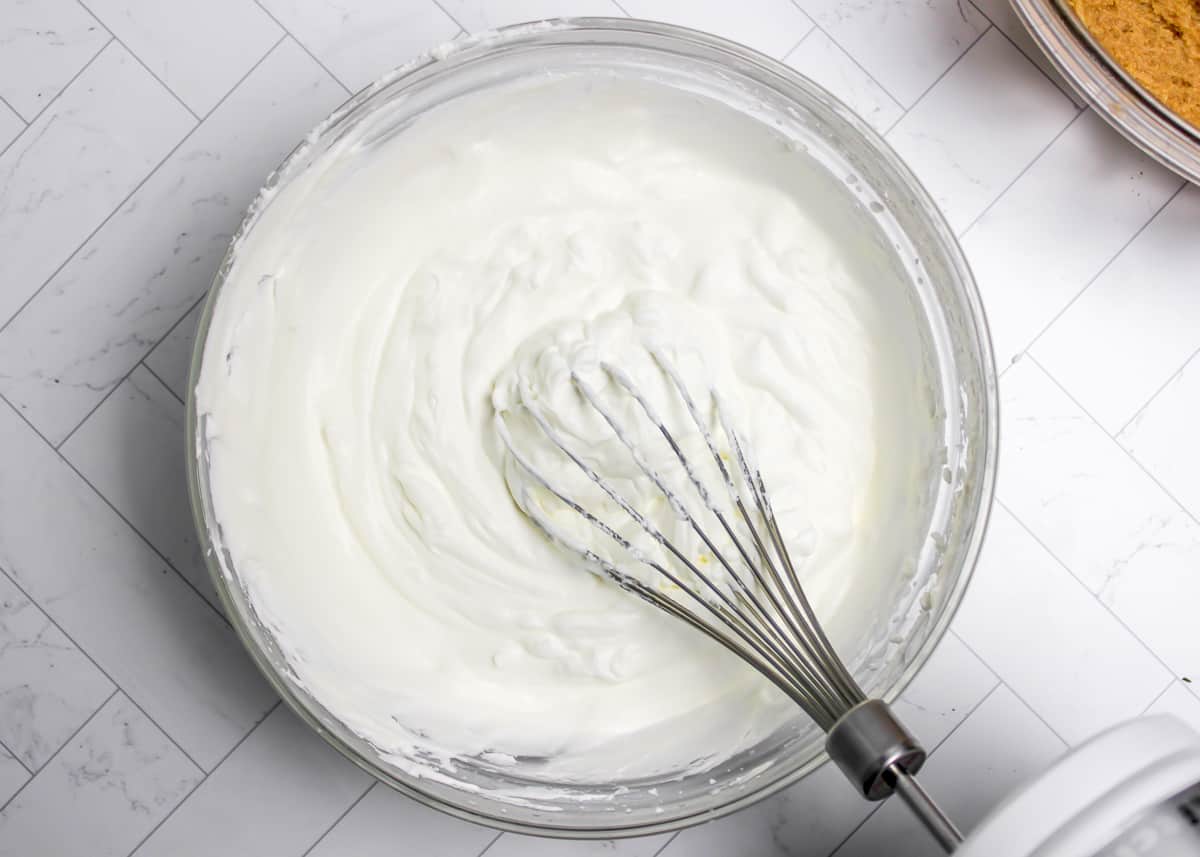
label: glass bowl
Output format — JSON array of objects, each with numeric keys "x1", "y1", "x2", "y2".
[
  {"x1": 1011, "y1": 0, "x2": 1200, "y2": 185},
  {"x1": 187, "y1": 18, "x2": 998, "y2": 838}
]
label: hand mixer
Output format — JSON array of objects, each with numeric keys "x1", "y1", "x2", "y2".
[{"x1": 494, "y1": 347, "x2": 965, "y2": 852}]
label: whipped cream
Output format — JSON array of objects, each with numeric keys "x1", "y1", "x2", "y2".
[{"x1": 196, "y1": 75, "x2": 938, "y2": 791}]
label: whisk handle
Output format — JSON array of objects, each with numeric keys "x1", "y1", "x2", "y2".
[
  {"x1": 826, "y1": 699, "x2": 962, "y2": 852},
  {"x1": 826, "y1": 699, "x2": 927, "y2": 799},
  {"x1": 887, "y1": 765, "x2": 964, "y2": 853}
]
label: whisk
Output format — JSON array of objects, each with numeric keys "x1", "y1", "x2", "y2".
[{"x1": 495, "y1": 349, "x2": 963, "y2": 852}]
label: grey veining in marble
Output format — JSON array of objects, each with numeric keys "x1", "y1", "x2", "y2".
[
  {"x1": 0, "y1": 0, "x2": 110, "y2": 120},
  {"x1": 0, "y1": 41, "x2": 193, "y2": 329},
  {"x1": 0, "y1": 402, "x2": 277, "y2": 771},
  {"x1": 63, "y1": 366, "x2": 218, "y2": 609},
  {"x1": 0, "y1": 570, "x2": 114, "y2": 769},
  {"x1": 0, "y1": 693, "x2": 201, "y2": 857},
  {"x1": 130, "y1": 706, "x2": 369, "y2": 857},
  {"x1": 142, "y1": 302, "x2": 202, "y2": 403},
  {"x1": 0, "y1": 37, "x2": 344, "y2": 444}
]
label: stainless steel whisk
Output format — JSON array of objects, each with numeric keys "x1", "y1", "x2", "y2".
[{"x1": 496, "y1": 350, "x2": 963, "y2": 852}]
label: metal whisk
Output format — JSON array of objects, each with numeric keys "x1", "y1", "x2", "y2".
[{"x1": 495, "y1": 349, "x2": 963, "y2": 852}]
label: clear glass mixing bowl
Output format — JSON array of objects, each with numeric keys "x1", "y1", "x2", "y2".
[{"x1": 187, "y1": 18, "x2": 998, "y2": 838}]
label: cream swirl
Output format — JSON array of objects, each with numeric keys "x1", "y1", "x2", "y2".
[{"x1": 196, "y1": 74, "x2": 937, "y2": 787}]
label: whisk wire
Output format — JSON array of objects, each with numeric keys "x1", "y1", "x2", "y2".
[
  {"x1": 594, "y1": 363, "x2": 860, "y2": 719},
  {"x1": 573, "y1": 372, "x2": 845, "y2": 702},
  {"x1": 645, "y1": 358, "x2": 845, "y2": 675},
  {"x1": 509, "y1": 367, "x2": 869, "y2": 726},
  {"x1": 495, "y1": 408, "x2": 838, "y2": 719},
  {"x1": 606, "y1": 362, "x2": 801, "y2": 624},
  {"x1": 711, "y1": 392, "x2": 866, "y2": 708}
]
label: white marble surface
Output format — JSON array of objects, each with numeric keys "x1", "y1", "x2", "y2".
[
  {"x1": 0, "y1": 572, "x2": 113, "y2": 770},
  {"x1": 0, "y1": 0, "x2": 109, "y2": 121},
  {"x1": 0, "y1": 1, "x2": 1197, "y2": 855}
]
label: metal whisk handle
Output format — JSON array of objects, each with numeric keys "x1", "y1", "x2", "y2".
[
  {"x1": 889, "y1": 767, "x2": 964, "y2": 853},
  {"x1": 826, "y1": 700, "x2": 963, "y2": 852}
]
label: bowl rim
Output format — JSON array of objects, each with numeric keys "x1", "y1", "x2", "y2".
[
  {"x1": 1011, "y1": 0, "x2": 1200, "y2": 185},
  {"x1": 185, "y1": 16, "x2": 1000, "y2": 838}
]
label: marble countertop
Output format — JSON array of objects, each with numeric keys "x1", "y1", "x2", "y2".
[{"x1": 1, "y1": 1, "x2": 1197, "y2": 855}]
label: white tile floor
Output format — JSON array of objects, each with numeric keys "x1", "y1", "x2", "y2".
[{"x1": 0, "y1": 1, "x2": 1196, "y2": 855}]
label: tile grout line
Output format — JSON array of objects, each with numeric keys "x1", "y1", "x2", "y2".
[
  {"x1": 298, "y1": 781, "x2": 377, "y2": 857},
  {"x1": 145, "y1": 290, "x2": 210, "y2": 365},
  {"x1": 121, "y1": 771, "x2": 206, "y2": 855},
  {"x1": 200, "y1": 31, "x2": 289, "y2": 122},
  {"x1": 0, "y1": 132, "x2": 18, "y2": 162},
  {"x1": 0, "y1": 31, "x2": 289, "y2": 339},
  {"x1": 965, "y1": 0, "x2": 1082, "y2": 106},
  {"x1": 54, "y1": 289, "x2": 211, "y2": 452},
  {"x1": 250, "y1": 1, "x2": 355, "y2": 96},
  {"x1": 784, "y1": 23, "x2": 907, "y2": 121},
  {"x1": 1018, "y1": 181, "x2": 1186, "y2": 360},
  {"x1": 11, "y1": 34, "x2": 115, "y2": 128},
  {"x1": 91, "y1": 669, "x2": 206, "y2": 775},
  {"x1": 996, "y1": 491, "x2": 1194, "y2": 687},
  {"x1": 948, "y1": 628, "x2": 1001, "y2": 683},
  {"x1": 778, "y1": 25, "x2": 817, "y2": 65},
  {"x1": 949, "y1": 633, "x2": 1072, "y2": 746},
  {"x1": 651, "y1": 830, "x2": 681, "y2": 856},
  {"x1": 1, "y1": 575, "x2": 114, "y2": 779},
  {"x1": 1114, "y1": 344, "x2": 1200, "y2": 439},
  {"x1": 882, "y1": 103, "x2": 908, "y2": 137},
  {"x1": 141, "y1": 362, "x2": 187, "y2": 406},
  {"x1": 0, "y1": 560, "x2": 209, "y2": 776},
  {"x1": 977, "y1": 679, "x2": 1072, "y2": 748},
  {"x1": 2, "y1": 390, "x2": 231, "y2": 627},
  {"x1": 51, "y1": 280, "x2": 208, "y2": 455},
  {"x1": 0, "y1": 92, "x2": 26, "y2": 126},
  {"x1": 1140, "y1": 676, "x2": 1183, "y2": 715},
  {"x1": 957, "y1": 105, "x2": 1086, "y2": 240},
  {"x1": 137, "y1": 291, "x2": 210, "y2": 389},
  {"x1": 473, "y1": 831, "x2": 504, "y2": 856},
  {"x1": 0, "y1": 736, "x2": 33, "y2": 777},
  {"x1": 0, "y1": 688, "x2": 119, "y2": 816},
  {"x1": 0, "y1": 35, "x2": 115, "y2": 161},
  {"x1": 425, "y1": 0, "x2": 484, "y2": 42},
  {"x1": 74, "y1": 0, "x2": 202, "y2": 122},
  {"x1": 991, "y1": 179, "x2": 1183, "y2": 373},
  {"x1": 822, "y1": 34, "x2": 906, "y2": 120},
  {"x1": 785, "y1": 0, "x2": 908, "y2": 115},
  {"x1": 787, "y1": 21, "x2": 821, "y2": 56},
  {"x1": 1024, "y1": 355, "x2": 1200, "y2": 535},
  {"x1": 826, "y1": 680, "x2": 1004, "y2": 856},
  {"x1": 126, "y1": 700, "x2": 283, "y2": 857},
  {"x1": 466, "y1": 829, "x2": 505, "y2": 857},
  {"x1": 897, "y1": 23, "x2": 992, "y2": 111},
  {"x1": 885, "y1": 24, "x2": 994, "y2": 138}
]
